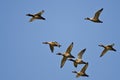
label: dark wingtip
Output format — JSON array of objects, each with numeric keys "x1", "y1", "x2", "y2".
[
  {"x1": 83, "y1": 48, "x2": 86, "y2": 51},
  {"x1": 43, "y1": 18, "x2": 46, "y2": 20},
  {"x1": 60, "y1": 65, "x2": 63, "y2": 68},
  {"x1": 86, "y1": 74, "x2": 89, "y2": 77},
  {"x1": 100, "y1": 21, "x2": 103, "y2": 23},
  {"x1": 41, "y1": 17, "x2": 46, "y2": 20},
  {"x1": 100, "y1": 55, "x2": 102, "y2": 57},
  {"x1": 51, "y1": 50, "x2": 54, "y2": 53},
  {"x1": 71, "y1": 42, "x2": 74, "y2": 45},
  {"x1": 100, "y1": 8, "x2": 103, "y2": 11},
  {"x1": 113, "y1": 49, "x2": 117, "y2": 52}
]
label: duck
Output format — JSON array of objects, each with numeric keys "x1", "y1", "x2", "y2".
[
  {"x1": 42, "y1": 41, "x2": 61, "y2": 53},
  {"x1": 72, "y1": 62, "x2": 89, "y2": 78},
  {"x1": 56, "y1": 42, "x2": 75, "y2": 68},
  {"x1": 98, "y1": 43, "x2": 116, "y2": 57},
  {"x1": 68, "y1": 48, "x2": 87, "y2": 67},
  {"x1": 85, "y1": 8, "x2": 103, "y2": 23},
  {"x1": 26, "y1": 10, "x2": 45, "y2": 22}
]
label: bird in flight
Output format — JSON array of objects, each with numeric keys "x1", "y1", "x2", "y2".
[
  {"x1": 42, "y1": 41, "x2": 61, "y2": 53},
  {"x1": 56, "y1": 42, "x2": 75, "y2": 68},
  {"x1": 72, "y1": 62, "x2": 89, "y2": 78},
  {"x1": 85, "y1": 8, "x2": 103, "y2": 23},
  {"x1": 68, "y1": 48, "x2": 87, "y2": 67},
  {"x1": 98, "y1": 43, "x2": 116, "y2": 57},
  {"x1": 26, "y1": 10, "x2": 45, "y2": 22}
]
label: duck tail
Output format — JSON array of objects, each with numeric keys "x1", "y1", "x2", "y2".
[{"x1": 41, "y1": 17, "x2": 46, "y2": 20}]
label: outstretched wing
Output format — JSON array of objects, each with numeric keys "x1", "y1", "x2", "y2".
[
  {"x1": 35, "y1": 10, "x2": 44, "y2": 15},
  {"x1": 65, "y1": 42, "x2": 73, "y2": 53},
  {"x1": 78, "y1": 48, "x2": 86, "y2": 59},
  {"x1": 81, "y1": 62, "x2": 88, "y2": 73},
  {"x1": 100, "y1": 49, "x2": 108, "y2": 57},
  {"x1": 60, "y1": 57, "x2": 67, "y2": 68},
  {"x1": 49, "y1": 44, "x2": 54, "y2": 53},
  {"x1": 29, "y1": 17, "x2": 35, "y2": 22},
  {"x1": 93, "y1": 8, "x2": 103, "y2": 20}
]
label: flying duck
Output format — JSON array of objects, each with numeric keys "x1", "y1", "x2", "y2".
[
  {"x1": 99, "y1": 43, "x2": 116, "y2": 57},
  {"x1": 56, "y1": 42, "x2": 75, "y2": 68},
  {"x1": 85, "y1": 8, "x2": 103, "y2": 23},
  {"x1": 42, "y1": 41, "x2": 61, "y2": 53},
  {"x1": 72, "y1": 62, "x2": 89, "y2": 78},
  {"x1": 26, "y1": 10, "x2": 45, "y2": 22},
  {"x1": 68, "y1": 48, "x2": 87, "y2": 67}
]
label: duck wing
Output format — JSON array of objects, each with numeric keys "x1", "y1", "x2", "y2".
[
  {"x1": 60, "y1": 57, "x2": 67, "y2": 68},
  {"x1": 49, "y1": 44, "x2": 54, "y2": 53},
  {"x1": 93, "y1": 8, "x2": 103, "y2": 20},
  {"x1": 78, "y1": 48, "x2": 86, "y2": 59},
  {"x1": 29, "y1": 17, "x2": 35, "y2": 22},
  {"x1": 100, "y1": 48, "x2": 108, "y2": 57},
  {"x1": 35, "y1": 10, "x2": 44, "y2": 15},
  {"x1": 81, "y1": 62, "x2": 88, "y2": 73},
  {"x1": 65, "y1": 42, "x2": 73, "y2": 54}
]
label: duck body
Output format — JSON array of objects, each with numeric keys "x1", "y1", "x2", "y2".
[
  {"x1": 75, "y1": 72, "x2": 89, "y2": 78},
  {"x1": 85, "y1": 17, "x2": 103, "y2": 23}
]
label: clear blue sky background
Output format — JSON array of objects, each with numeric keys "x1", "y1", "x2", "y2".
[{"x1": 1, "y1": 0, "x2": 120, "y2": 80}]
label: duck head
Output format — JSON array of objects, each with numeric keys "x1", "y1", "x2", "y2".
[
  {"x1": 72, "y1": 71, "x2": 77, "y2": 73},
  {"x1": 26, "y1": 14, "x2": 34, "y2": 17},
  {"x1": 56, "y1": 53, "x2": 63, "y2": 55},
  {"x1": 68, "y1": 59, "x2": 75, "y2": 62},
  {"x1": 98, "y1": 44, "x2": 105, "y2": 48},
  {"x1": 42, "y1": 42, "x2": 48, "y2": 44},
  {"x1": 84, "y1": 17, "x2": 90, "y2": 20}
]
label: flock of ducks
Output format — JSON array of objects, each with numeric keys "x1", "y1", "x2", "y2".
[
  {"x1": 26, "y1": 8, "x2": 103, "y2": 23},
  {"x1": 26, "y1": 8, "x2": 117, "y2": 78},
  {"x1": 41, "y1": 41, "x2": 116, "y2": 78}
]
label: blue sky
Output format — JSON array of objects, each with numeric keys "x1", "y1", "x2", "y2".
[{"x1": 1, "y1": 0, "x2": 120, "y2": 80}]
